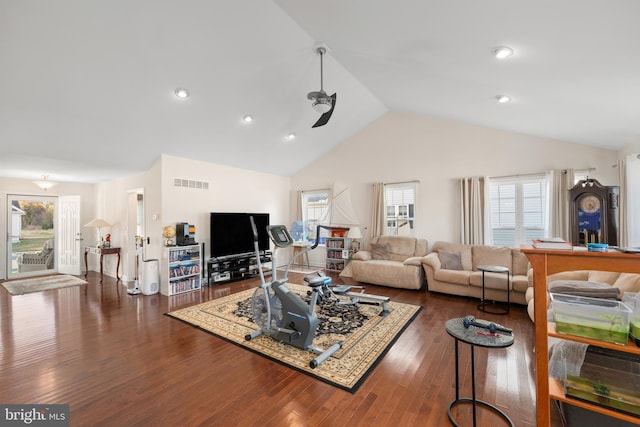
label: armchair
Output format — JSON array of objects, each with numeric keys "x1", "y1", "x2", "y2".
[{"x1": 17, "y1": 239, "x2": 55, "y2": 272}]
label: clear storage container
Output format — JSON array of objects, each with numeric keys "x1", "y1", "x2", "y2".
[{"x1": 550, "y1": 293, "x2": 632, "y2": 345}]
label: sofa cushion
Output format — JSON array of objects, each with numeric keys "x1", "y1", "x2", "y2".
[
  {"x1": 587, "y1": 271, "x2": 622, "y2": 284},
  {"x1": 470, "y1": 271, "x2": 511, "y2": 290},
  {"x1": 614, "y1": 273, "x2": 640, "y2": 293},
  {"x1": 438, "y1": 250, "x2": 463, "y2": 270},
  {"x1": 512, "y1": 275, "x2": 529, "y2": 293},
  {"x1": 431, "y1": 242, "x2": 473, "y2": 271},
  {"x1": 472, "y1": 245, "x2": 512, "y2": 271},
  {"x1": 352, "y1": 251, "x2": 372, "y2": 261},
  {"x1": 375, "y1": 236, "x2": 416, "y2": 258},
  {"x1": 370, "y1": 243, "x2": 391, "y2": 260},
  {"x1": 434, "y1": 269, "x2": 471, "y2": 286},
  {"x1": 511, "y1": 250, "x2": 530, "y2": 276}
]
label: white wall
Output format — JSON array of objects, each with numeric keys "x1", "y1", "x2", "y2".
[
  {"x1": 159, "y1": 154, "x2": 291, "y2": 264},
  {"x1": 0, "y1": 177, "x2": 98, "y2": 280},
  {"x1": 291, "y1": 111, "x2": 620, "y2": 247},
  {"x1": 94, "y1": 166, "x2": 160, "y2": 282}
]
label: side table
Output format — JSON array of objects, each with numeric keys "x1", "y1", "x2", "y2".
[
  {"x1": 477, "y1": 264, "x2": 510, "y2": 314},
  {"x1": 292, "y1": 241, "x2": 311, "y2": 268},
  {"x1": 445, "y1": 317, "x2": 514, "y2": 427},
  {"x1": 84, "y1": 246, "x2": 121, "y2": 283}
]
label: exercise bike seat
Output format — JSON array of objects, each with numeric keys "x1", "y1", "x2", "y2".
[{"x1": 304, "y1": 274, "x2": 331, "y2": 288}]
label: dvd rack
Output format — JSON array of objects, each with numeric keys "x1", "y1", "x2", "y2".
[{"x1": 161, "y1": 244, "x2": 202, "y2": 296}]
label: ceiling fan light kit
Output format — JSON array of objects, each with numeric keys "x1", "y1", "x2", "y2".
[
  {"x1": 307, "y1": 42, "x2": 337, "y2": 127},
  {"x1": 312, "y1": 96, "x2": 332, "y2": 114}
]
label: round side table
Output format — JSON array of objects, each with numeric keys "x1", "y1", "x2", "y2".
[
  {"x1": 445, "y1": 317, "x2": 514, "y2": 427},
  {"x1": 477, "y1": 264, "x2": 510, "y2": 314}
]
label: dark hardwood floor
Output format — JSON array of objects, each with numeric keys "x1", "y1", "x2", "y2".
[{"x1": 1, "y1": 270, "x2": 561, "y2": 426}]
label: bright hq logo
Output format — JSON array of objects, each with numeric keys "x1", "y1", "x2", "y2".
[{"x1": 1, "y1": 405, "x2": 68, "y2": 426}]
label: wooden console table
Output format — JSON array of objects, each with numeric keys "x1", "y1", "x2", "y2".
[
  {"x1": 84, "y1": 246, "x2": 121, "y2": 282},
  {"x1": 521, "y1": 246, "x2": 640, "y2": 427}
]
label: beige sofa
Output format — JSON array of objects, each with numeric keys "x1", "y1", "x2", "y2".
[
  {"x1": 349, "y1": 235, "x2": 428, "y2": 290},
  {"x1": 525, "y1": 270, "x2": 640, "y2": 322},
  {"x1": 421, "y1": 241, "x2": 530, "y2": 305}
]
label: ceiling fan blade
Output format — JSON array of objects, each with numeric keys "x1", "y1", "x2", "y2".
[{"x1": 312, "y1": 93, "x2": 337, "y2": 128}]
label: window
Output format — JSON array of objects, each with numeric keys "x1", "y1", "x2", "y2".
[
  {"x1": 385, "y1": 183, "x2": 416, "y2": 236},
  {"x1": 489, "y1": 176, "x2": 547, "y2": 246},
  {"x1": 300, "y1": 190, "x2": 330, "y2": 243}
]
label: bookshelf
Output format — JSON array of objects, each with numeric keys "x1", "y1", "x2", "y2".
[
  {"x1": 325, "y1": 236, "x2": 351, "y2": 272},
  {"x1": 161, "y1": 244, "x2": 202, "y2": 296}
]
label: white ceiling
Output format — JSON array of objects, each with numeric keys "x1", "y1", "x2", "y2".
[{"x1": 2, "y1": 1, "x2": 639, "y2": 183}]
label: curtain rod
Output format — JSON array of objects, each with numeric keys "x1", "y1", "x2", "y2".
[
  {"x1": 490, "y1": 167, "x2": 596, "y2": 180},
  {"x1": 384, "y1": 179, "x2": 420, "y2": 185}
]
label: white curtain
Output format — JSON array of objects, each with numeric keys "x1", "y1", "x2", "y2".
[
  {"x1": 627, "y1": 154, "x2": 640, "y2": 246},
  {"x1": 548, "y1": 169, "x2": 574, "y2": 240},
  {"x1": 618, "y1": 159, "x2": 627, "y2": 247},
  {"x1": 459, "y1": 176, "x2": 485, "y2": 245},
  {"x1": 371, "y1": 182, "x2": 385, "y2": 237}
]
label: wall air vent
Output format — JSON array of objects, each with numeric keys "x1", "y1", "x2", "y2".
[{"x1": 173, "y1": 178, "x2": 209, "y2": 190}]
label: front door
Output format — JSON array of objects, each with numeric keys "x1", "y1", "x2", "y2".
[
  {"x1": 57, "y1": 195, "x2": 81, "y2": 275},
  {"x1": 7, "y1": 195, "x2": 57, "y2": 279}
]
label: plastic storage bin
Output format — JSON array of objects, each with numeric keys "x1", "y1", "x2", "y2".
[
  {"x1": 622, "y1": 292, "x2": 640, "y2": 347},
  {"x1": 564, "y1": 346, "x2": 640, "y2": 419},
  {"x1": 550, "y1": 293, "x2": 632, "y2": 345}
]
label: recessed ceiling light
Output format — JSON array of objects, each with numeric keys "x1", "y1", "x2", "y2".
[
  {"x1": 285, "y1": 133, "x2": 296, "y2": 141},
  {"x1": 495, "y1": 94, "x2": 511, "y2": 103},
  {"x1": 242, "y1": 114, "x2": 253, "y2": 123},
  {"x1": 174, "y1": 88, "x2": 190, "y2": 98},
  {"x1": 492, "y1": 46, "x2": 514, "y2": 59}
]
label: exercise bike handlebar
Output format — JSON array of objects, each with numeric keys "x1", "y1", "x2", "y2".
[{"x1": 249, "y1": 216, "x2": 266, "y2": 284}]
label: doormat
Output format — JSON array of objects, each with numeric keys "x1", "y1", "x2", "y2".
[
  {"x1": 166, "y1": 283, "x2": 422, "y2": 392},
  {"x1": 1, "y1": 275, "x2": 87, "y2": 295}
]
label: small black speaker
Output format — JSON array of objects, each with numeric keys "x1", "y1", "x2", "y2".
[{"x1": 176, "y1": 222, "x2": 189, "y2": 246}]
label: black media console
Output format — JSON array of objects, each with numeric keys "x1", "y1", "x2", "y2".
[{"x1": 207, "y1": 251, "x2": 272, "y2": 286}]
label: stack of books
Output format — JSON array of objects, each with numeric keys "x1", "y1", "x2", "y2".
[{"x1": 532, "y1": 237, "x2": 573, "y2": 250}]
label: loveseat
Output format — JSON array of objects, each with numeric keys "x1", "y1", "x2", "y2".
[
  {"x1": 421, "y1": 241, "x2": 530, "y2": 304},
  {"x1": 525, "y1": 270, "x2": 640, "y2": 322},
  {"x1": 349, "y1": 235, "x2": 428, "y2": 290}
]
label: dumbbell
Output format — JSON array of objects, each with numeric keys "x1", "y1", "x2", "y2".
[{"x1": 462, "y1": 316, "x2": 512, "y2": 334}]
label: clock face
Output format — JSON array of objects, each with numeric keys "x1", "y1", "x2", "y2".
[{"x1": 579, "y1": 195, "x2": 601, "y2": 213}]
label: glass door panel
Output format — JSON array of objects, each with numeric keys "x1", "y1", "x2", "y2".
[{"x1": 7, "y1": 195, "x2": 57, "y2": 279}]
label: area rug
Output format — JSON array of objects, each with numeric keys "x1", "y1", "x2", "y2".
[
  {"x1": 1, "y1": 275, "x2": 87, "y2": 295},
  {"x1": 167, "y1": 283, "x2": 422, "y2": 392}
]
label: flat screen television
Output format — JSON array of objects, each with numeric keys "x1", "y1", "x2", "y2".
[{"x1": 210, "y1": 212, "x2": 270, "y2": 258}]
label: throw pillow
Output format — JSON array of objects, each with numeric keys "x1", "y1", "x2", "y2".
[
  {"x1": 438, "y1": 250, "x2": 463, "y2": 270},
  {"x1": 370, "y1": 243, "x2": 391, "y2": 260}
]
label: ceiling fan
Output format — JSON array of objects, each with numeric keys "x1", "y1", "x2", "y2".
[{"x1": 307, "y1": 44, "x2": 337, "y2": 128}]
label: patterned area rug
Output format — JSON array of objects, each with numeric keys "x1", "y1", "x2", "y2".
[
  {"x1": 167, "y1": 283, "x2": 422, "y2": 392},
  {"x1": 1, "y1": 275, "x2": 87, "y2": 295}
]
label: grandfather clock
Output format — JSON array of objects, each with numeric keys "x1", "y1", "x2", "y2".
[{"x1": 569, "y1": 178, "x2": 619, "y2": 246}]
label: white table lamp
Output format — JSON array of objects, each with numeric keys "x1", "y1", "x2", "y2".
[
  {"x1": 347, "y1": 226, "x2": 363, "y2": 252},
  {"x1": 85, "y1": 218, "x2": 112, "y2": 247}
]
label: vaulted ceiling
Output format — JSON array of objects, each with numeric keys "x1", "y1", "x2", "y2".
[{"x1": 2, "y1": 1, "x2": 638, "y2": 183}]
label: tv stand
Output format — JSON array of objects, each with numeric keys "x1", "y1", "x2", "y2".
[{"x1": 207, "y1": 251, "x2": 272, "y2": 285}]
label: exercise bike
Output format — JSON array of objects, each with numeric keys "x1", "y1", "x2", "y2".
[{"x1": 244, "y1": 219, "x2": 342, "y2": 369}]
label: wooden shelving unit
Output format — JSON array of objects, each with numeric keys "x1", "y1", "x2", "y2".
[{"x1": 522, "y1": 247, "x2": 640, "y2": 426}]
